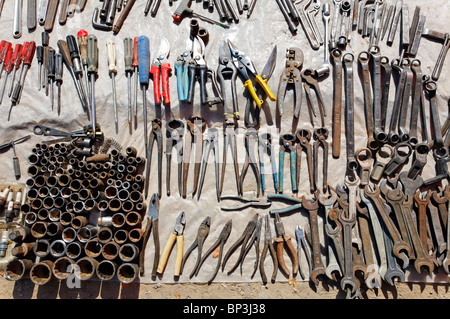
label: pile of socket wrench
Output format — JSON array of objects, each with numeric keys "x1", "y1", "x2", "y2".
[{"x1": 3, "y1": 136, "x2": 149, "y2": 285}]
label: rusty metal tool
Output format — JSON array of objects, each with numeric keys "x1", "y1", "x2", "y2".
[
  {"x1": 144, "y1": 119, "x2": 163, "y2": 199},
  {"x1": 195, "y1": 220, "x2": 232, "y2": 284},
  {"x1": 273, "y1": 213, "x2": 298, "y2": 279},
  {"x1": 370, "y1": 144, "x2": 394, "y2": 182},
  {"x1": 113, "y1": 0, "x2": 136, "y2": 34},
  {"x1": 0, "y1": 135, "x2": 31, "y2": 180},
  {"x1": 44, "y1": 0, "x2": 59, "y2": 32},
  {"x1": 222, "y1": 214, "x2": 258, "y2": 275},
  {"x1": 302, "y1": 195, "x2": 326, "y2": 285},
  {"x1": 279, "y1": 133, "x2": 297, "y2": 194},
  {"x1": 296, "y1": 129, "x2": 315, "y2": 193},
  {"x1": 157, "y1": 211, "x2": 186, "y2": 276},
  {"x1": 87, "y1": 34, "x2": 98, "y2": 137},
  {"x1": 220, "y1": 196, "x2": 271, "y2": 211},
  {"x1": 46, "y1": 48, "x2": 55, "y2": 110},
  {"x1": 442, "y1": 186, "x2": 450, "y2": 274},
  {"x1": 326, "y1": 206, "x2": 345, "y2": 276},
  {"x1": 424, "y1": 79, "x2": 444, "y2": 148},
  {"x1": 217, "y1": 41, "x2": 239, "y2": 120},
  {"x1": 239, "y1": 128, "x2": 261, "y2": 197},
  {"x1": 331, "y1": 48, "x2": 343, "y2": 159},
  {"x1": 27, "y1": 0, "x2": 37, "y2": 30},
  {"x1": 166, "y1": 119, "x2": 185, "y2": 198},
  {"x1": 295, "y1": 225, "x2": 313, "y2": 281},
  {"x1": 301, "y1": 69, "x2": 327, "y2": 127},
  {"x1": 219, "y1": 122, "x2": 241, "y2": 197},
  {"x1": 59, "y1": 0, "x2": 70, "y2": 25},
  {"x1": 387, "y1": 0, "x2": 402, "y2": 45},
  {"x1": 422, "y1": 28, "x2": 450, "y2": 81},
  {"x1": 239, "y1": 215, "x2": 262, "y2": 278},
  {"x1": 197, "y1": 128, "x2": 220, "y2": 201},
  {"x1": 355, "y1": 148, "x2": 372, "y2": 186},
  {"x1": 383, "y1": 142, "x2": 412, "y2": 176},
  {"x1": 260, "y1": 215, "x2": 278, "y2": 284},
  {"x1": 182, "y1": 116, "x2": 207, "y2": 198},
  {"x1": 54, "y1": 52, "x2": 63, "y2": 115},
  {"x1": 428, "y1": 192, "x2": 446, "y2": 256},
  {"x1": 382, "y1": 219, "x2": 405, "y2": 286},
  {"x1": 343, "y1": 53, "x2": 358, "y2": 171},
  {"x1": 414, "y1": 191, "x2": 433, "y2": 254},
  {"x1": 259, "y1": 133, "x2": 278, "y2": 195},
  {"x1": 180, "y1": 216, "x2": 211, "y2": 279},
  {"x1": 139, "y1": 194, "x2": 160, "y2": 277},
  {"x1": 277, "y1": 47, "x2": 303, "y2": 119},
  {"x1": 312, "y1": 127, "x2": 329, "y2": 193}
]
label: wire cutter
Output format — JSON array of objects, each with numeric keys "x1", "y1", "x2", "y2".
[
  {"x1": 180, "y1": 216, "x2": 211, "y2": 279},
  {"x1": 259, "y1": 132, "x2": 278, "y2": 195},
  {"x1": 313, "y1": 127, "x2": 329, "y2": 193},
  {"x1": 279, "y1": 133, "x2": 297, "y2": 194},
  {"x1": 260, "y1": 215, "x2": 278, "y2": 284},
  {"x1": 182, "y1": 116, "x2": 207, "y2": 198},
  {"x1": 295, "y1": 224, "x2": 312, "y2": 280},
  {"x1": 144, "y1": 119, "x2": 163, "y2": 199},
  {"x1": 165, "y1": 119, "x2": 184, "y2": 197},
  {"x1": 150, "y1": 37, "x2": 171, "y2": 107},
  {"x1": 296, "y1": 129, "x2": 315, "y2": 193},
  {"x1": 195, "y1": 220, "x2": 232, "y2": 284},
  {"x1": 157, "y1": 211, "x2": 186, "y2": 276},
  {"x1": 274, "y1": 213, "x2": 299, "y2": 279},
  {"x1": 277, "y1": 47, "x2": 304, "y2": 118},
  {"x1": 239, "y1": 128, "x2": 261, "y2": 197},
  {"x1": 139, "y1": 193, "x2": 160, "y2": 277},
  {"x1": 227, "y1": 40, "x2": 277, "y2": 109},
  {"x1": 217, "y1": 41, "x2": 239, "y2": 120},
  {"x1": 239, "y1": 215, "x2": 262, "y2": 278},
  {"x1": 197, "y1": 128, "x2": 220, "y2": 201},
  {"x1": 219, "y1": 195, "x2": 272, "y2": 211},
  {"x1": 222, "y1": 214, "x2": 258, "y2": 275},
  {"x1": 302, "y1": 69, "x2": 327, "y2": 127},
  {"x1": 267, "y1": 194, "x2": 303, "y2": 215}
]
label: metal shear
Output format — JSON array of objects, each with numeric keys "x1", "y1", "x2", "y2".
[
  {"x1": 240, "y1": 128, "x2": 261, "y2": 197},
  {"x1": 145, "y1": 118, "x2": 163, "y2": 199},
  {"x1": 227, "y1": 40, "x2": 277, "y2": 109},
  {"x1": 277, "y1": 47, "x2": 304, "y2": 118},
  {"x1": 180, "y1": 216, "x2": 211, "y2": 279},
  {"x1": 197, "y1": 128, "x2": 220, "y2": 201},
  {"x1": 150, "y1": 37, "x2": 171, "y2": 107},
  {"x1": 165, "y1": 119, "x2": 184, "y2": 197}
]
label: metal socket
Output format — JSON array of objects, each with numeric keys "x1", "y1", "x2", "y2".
[
  {"x1": 101, "y1": 241, "x2": 120, "y2": 260},
  {"x1": 52, "y1": 257, "x2": 75, "y2": 280},
  {"x1": 85, "y1": 239, "x2": 103, "y2": 258},
  {"x1": 33, "y1": 239, "x2": 50, "y2": 257},
  {"x1": 49, "y1": 239, "x2": 67, "y2": 258},
  {"x1": 5, "y1": 259, "x2": 34, "y2": 281},
  {"x1": 30, "y1": 260, "x2": 54, "y2": 285},
  {"x1": 117, "y1": 263, "x2": 139, "y2": 284},
  {"x1": 76, "y1": 257, "x2": 99, "y2": 281},
  {"x1": 96, "y1": 260, "x2": 117, "y2": 281}
]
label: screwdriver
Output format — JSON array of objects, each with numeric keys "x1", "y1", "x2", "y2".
[
  {"x1": 132, "y1": 36, "x2": 139, "y2": 128},
  {"x1": 0, "y1": 47, "x2": 13, "y2": 104},
  {"x1": 0, "y1": 44, "x2": 11, "y2": 81},
  {"x1": 67, "y1": 35, "x2": 88, "y2": 106},
  {"x1": 138, "y1": 35, "x2": 150, "y2": 157},
  {"x1": 57, "y1": 39, "x2": 89, "y2": 117},
  {"x1": 36, "y1": 45, "x2": 43, "y2": 90},
  {"x1": 8, "y1": 43, "x2": 23, "y2": 97},
  {"x1": 8, "y1": 41, "x2": 36, "y2": 121},
  {"x1": 77, "y1": 29, "x2": 90, "y2": 109},
  {"x1": 41, "y1": 31, "x2": 49, "y2": 92},
  {"x1": 0, "y1": 41, "x2": 11, "y2": 80},
  {"x1": 124, "y1": 37, "x2": 133, "y2": 133},
  {"x1": 55, "y1": 52, "x2": 63, "y2": 115},
  {"x1": 87, "y1": 34, "x2": 98, "y2": 138},
  {"x1": 47, "y1": 47, "x2": 55, "y2": 110},
  {"x1": 107, "y1": 39, "x2": 118, "y2": 133}
]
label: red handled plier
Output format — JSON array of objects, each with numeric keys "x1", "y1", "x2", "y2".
[{"x1": 150, "y1": 37, "x2": 171, "y2": 107}]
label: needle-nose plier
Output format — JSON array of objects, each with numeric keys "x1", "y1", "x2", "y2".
[
  {"x1": 139, "y1": 193, "x2": 160, "y2": 277},
  {"x1": 260, "y1": 215, "x2": 278, "y2": 284},
  {"x1": 180, "y1": 216, "x2": 211, "y2": 279},
  {"x1": 227, "y1": 40, "x2": 277, "y2": 109},
  {"x1": 239, "y1": 215, "x2": 262, "y2": 278},
  {"x1": 150, "y1": 37, "x2": 171, "y2": 107},
  {"x1": 295, "y1": 224, "x2": 312, "y2": 280},
  {"x1": 195, "y1": 220, "x2": 233, "y2": 284},
  {"x1": 157, "y1": 211, "x2": 186, "y2": 276}
]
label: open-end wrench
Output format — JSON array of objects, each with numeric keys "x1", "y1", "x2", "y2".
[
  {"x1": 302, "y1": 196, "x2": 326, "y2": 285},
  {"x1": 331, "y1": 49, "x2": 343, "y2": 159},
  {"x1": 326, "y1": 207, "x2": 345, "y2": 274},
  {"x1": 414, "y1": 191, "x2": 433, "y2": 252},
  {"x1": 356, "y1": 202, "x2": 382, "y2": 289},
  {"x1": 382, "y1": 220, "x2": 405, "y2": 286},
  {"x1": 432, "y1": 188, "x2": 448, "y2": 229},
  {"x1": 355, "y1": 148, "x2": 372, "y2": 186},
  {"x1": 442, "y1": 186, "x2": 450, "y2": 274},
  {"x1": 364, "y1": 185, "x2": 411, "y2": 264},
  {"x1": 427, "y1": 196, "x2": 446, "y2": 256},
  {"x1": 360, "y1": 190, "x2": 388, "y2": 279}
]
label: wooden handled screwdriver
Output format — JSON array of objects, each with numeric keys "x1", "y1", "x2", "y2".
[
  {"x1": 124, "y1": 37, "x2": 133, "y2": 133},
  {"x1": 107, "y1": 39, "x2": 118, "y2": 133}
]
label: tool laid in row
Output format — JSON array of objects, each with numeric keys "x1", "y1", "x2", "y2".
[{"x1": 92, "y1": 0, "x2": 137, "y2": 34}]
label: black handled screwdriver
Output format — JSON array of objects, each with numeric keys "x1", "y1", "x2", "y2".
[{"x1": 87, "y1": 34, "x2": 98, "y2": 138}]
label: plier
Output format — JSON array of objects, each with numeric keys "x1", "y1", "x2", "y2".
[
  {"x1": 258, "y1": 132, "x2": 278, "y2": 195},
  {"x1": 219, "y1": 195, "x2": 272, "y2": 211},
  {"x1": 279, "y1": 133, "x2": 297, "y2": 194},
  {"x1": 274, "y1": 213, "x2": 299, "y2": 279},
  {"x1": 139, "y1": 193, "x2": 160, "y2": 277},
  {"x1": 240, "y1": 128, "x2": 261, "y2": 197},
  {"x1": 157, "y1": 211, "x2": 186, "y2": 276},
  {"x1": 267, "y1": 194, "x2": 303, "y2": 215},
  {"x1": 227, "y1": 40, "x2": 277, "y2": 109},
  {"x1": 197, "y1": 128, "x2": 220, "y2": 201},
  {"x1": 195, "y1": 220, "x2": 233, "y2": 284},
  {"x1": 150, "y1": 37, "x2": 171, "y2": 107},
  {"x1": 144, "y1": 119, "x2": 163, "y2": 199},
  {"x1": 239, "y1": 215, "x2": 262, "y2": 278},
  {"x1": 165, "y1": 119, "x2": 184, "y2": 197},
  {"x1": 180, "y1": 216, "x2": 211, "y2": 279},
  {"x1": 217, "y1": 41, "x2": 239, "y2": 120},
  {"x1": 260, "y1": 215, "x2": 278, "y2": 284},
  {"x1": 295, "y1": 224, "x2": 312, "y2": 280}
]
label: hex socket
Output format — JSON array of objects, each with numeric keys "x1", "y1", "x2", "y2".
[
  {"x1": 49, "y1": 239, "x2": 67, "y2": 258},
  {"x1": 76, "y1": 257, "x2": 99, "y2": 281},
  {"x1": 66, "y1": 241, "x2": 84, "y2": 259},
  {"x1": 5, "y1": 259, "x2": 34, "y2": 281},
  {"x1": 108, "y1": 198, "x2": 122, "y2": 212},
  {"x1": 30, "y1": 260, "x2": 54, "y2": 285},
  {"x1": 96, "y1": 260, "x2": 117, "y2": 281},
  {"x1": 27, "y1": 153, "x2": 40, "y2": 165},
  {"x1": 71, "y1": 216, "x2": 88, "y2": 229},
  {"x1": 62, "y1": 227, "x2": 77, "y2": 243},
  {"x1": 37, "y1": 208, "x2": 49, "y2": 221},
  {"x1": 98, "y1": 227, "x2": 113, "y2": 244},
  {"x1": 31, "y1": 221, "x2": 48, "y2": 239},
  {"x1": 101, "y1": 241, "x2": 120, "y2": 260},
  {"x1": 60, "y1": 212, "x2": 74, "y2": 226},
  {"x1": 11, "y1": 242, "x2": 35, "y2": 257},
  {"x1": 122, "y1": 200, "x2": 134, "y2": 213},
  {"x1": 128, "y1": 228, "x2": 144, "y2": 243},
  {"x1": 129, "y1": 190, "x2": 142, "y2": 203},
  {"x1": 33, "y1": 239, "x2": 50, "y2": 257},
  {"x1": 47, "y1": 222, "x2": 63, "y2": 237},
  {"x1": 46, "y1": 175, "x2": 59, "y2": 188},
  {"x1": 73, "y1": 201, "x2": 85, "y2": 214},
  {"x1": 52, "y1": 257, "x2": 75, "y2": 280},
  {"x1": 98, "y1": 200, "x2": 109, "y2": 212},
  {"x1": 77, "y1": 225, "x2": 98, "y2": 243},
  {"x1": 25, "y1": 212, "x2": 37, "y2": 225},
  {"x1": 111, "y1": 213, "x2": 126, "y2": 228},
  {"x1": 117, "y1": 263, "x2": 139, "y2": 284},
  {"x1": 85, "y1": 239, "x2": 103, "y2": 258},
  {"x1": 105, "y1": 186, "x2": 118, "y2": 199},
  {"x1": 114, "y1": 229, "x2": 128, "y2": 244},
  {"x1": 119, "y1": 243, "x2": 139, "y2": 262},
  {"x1": 97, "y1": 216, "x2": 113, "y2": 227},
  {"x1": 125, "y1": 211, "x2": 142, "y2": 227}
]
